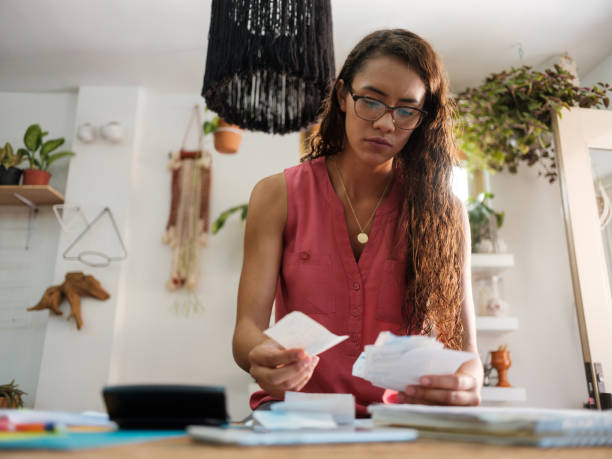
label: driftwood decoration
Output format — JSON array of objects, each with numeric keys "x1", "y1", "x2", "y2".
[
  {"x1": 162, "y1": 107, "x2": 211, "y2": 292},
  {"x1": 27, "y1": 272, "x2": 110, "y2": 330}
]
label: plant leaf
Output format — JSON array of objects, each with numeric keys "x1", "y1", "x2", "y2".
[
  {"x1": 24, "y1": 124, "x2": 42, "y2": 151},
  {"x1": 45, "y1": 151, "x2": 75, "y2": 169},
  {"x1": 41, "y1": 138, "x2": 65, "y2": 156}
]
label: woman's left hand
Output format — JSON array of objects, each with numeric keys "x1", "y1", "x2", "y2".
[{"x1": 396, "y1": 358, "x2": 483, "y2": 406}]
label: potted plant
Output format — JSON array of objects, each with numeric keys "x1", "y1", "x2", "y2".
[
  {"x1": 0, "y1": 380, "x2": 26, "y2": 408},
  {"x1": 0, "y1": 142, "x2": 25, "y2": 185},
  {"x1": 17, "y1": 124, "x2": 75, "y2": 185},
  {"x1": 455, "y1": 64, "x2": 610, "y2": 183},
  {"x1": 203, "y1": 111, "x2": 243, "y2": 154}
]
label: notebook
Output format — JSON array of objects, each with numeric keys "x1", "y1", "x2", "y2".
[{"x1": 368, "y1": 404, "x2": 612, "y2": 447}]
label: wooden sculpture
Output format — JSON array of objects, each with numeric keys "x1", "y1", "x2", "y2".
[{"x1": 27, "y1": 272, "x2": 110, "y2": 330}]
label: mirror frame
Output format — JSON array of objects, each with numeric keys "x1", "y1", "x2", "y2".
[{"x1": 553, "y1": 107, "x2": 612, "y2": 409}]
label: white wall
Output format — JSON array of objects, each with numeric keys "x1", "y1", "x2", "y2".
[
  {"x1": 582, "y1": 53, "x2": 612, "y2": 89},
  {"x1": 17, "y1": 87, "x2": 300, "y2": 420},
  {"x1": 108, "y1": 90, "x2": 300, "y2": 419},
  {"x1": 482, "y1": 165, "x2": 587, "y2": 408},
  {"x1": 0, "y1": 91, "x2": 77, "y2": 407}
]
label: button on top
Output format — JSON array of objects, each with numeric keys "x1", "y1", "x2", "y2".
[
  {"x1": 353, "y1": 282, "x2": 360, "y2": 291},
  {"x1": 299, "y1": 251, "x2": 310, "y2": 261}
]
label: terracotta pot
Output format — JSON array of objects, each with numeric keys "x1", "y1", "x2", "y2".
[
  {"x1": 491, "y1": 349, "x2": 512, "y2": 387},
  {"x1": 22, "y1": 169, "x2": 51, "y2": 185},
  {"x1": 0, "y1": 166, "x2": 23, "y2": 185},
  {"x1": 213, "y1": 119, "x2": 243, "y2": 154}
]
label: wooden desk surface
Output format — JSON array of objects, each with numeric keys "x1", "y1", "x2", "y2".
[{"x1": 3, "y1": 436, "x2": 612, "y2": 459}]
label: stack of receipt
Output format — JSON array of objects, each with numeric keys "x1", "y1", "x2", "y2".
[{"x1": 352, "y1": 331, "x2": 476, "y2": 391}]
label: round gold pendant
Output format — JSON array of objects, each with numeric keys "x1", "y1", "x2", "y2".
[{"x1": 357, "y1": 232, "x2": 369, "y2": 244}]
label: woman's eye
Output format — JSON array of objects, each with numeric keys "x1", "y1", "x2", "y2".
[
  {"x1": 396, "y1": 107, "x2": 416, "y2": 117},
  {"x1": 363, "y1": 99, "x2": 383, "y2": 109}
]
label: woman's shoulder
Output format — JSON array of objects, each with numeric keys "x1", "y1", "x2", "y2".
[
  {"x1": 248, "y1": 173, "x2": 288, "y2": 233},
  {"x1": 251, "y1": 173, "x2": 286, "y2": 204}
]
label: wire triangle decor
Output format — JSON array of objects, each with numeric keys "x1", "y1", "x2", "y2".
[{"x1": 62, "y1": 207, "x2": 128, "y2": 267}]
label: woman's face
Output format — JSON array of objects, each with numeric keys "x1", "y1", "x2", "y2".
[{"x1": 336, "y1": 55, "x2": 427, "y2": 167}]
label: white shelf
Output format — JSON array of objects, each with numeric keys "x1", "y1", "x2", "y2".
[
  {"x1": 471, "y1": 253, "x2": 514, "y2": 276},
  {"x1": 476, "y1": 316, "x2": 519, "y2": 332},
  {"x1": 481, "y1": 386, "x2": 526, "y2": 402}
]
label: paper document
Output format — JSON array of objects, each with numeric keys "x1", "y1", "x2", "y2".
[
  {"x1": 252, "y1": 411, "x2": 337, "y2": 431},
  {"x1": 368, "y1": 404, "x2": 612, "y2": 447},
  {"x1": 264, "y1": 311, "x2": 348, "y2": 356},
  {"x1": 271, "y1": 392, "x2": 355, "y2": 425},
  {"x1": 352, "y1": 332, "x2": 476, "y2": 391}
]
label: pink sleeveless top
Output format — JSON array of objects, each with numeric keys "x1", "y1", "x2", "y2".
[{"x1": 250, "y1": 156, "x2": 410, "y2": 417}]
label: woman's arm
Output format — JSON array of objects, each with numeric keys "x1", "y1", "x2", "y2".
[
  {"x1": 398, "y1": 201, "x2": 483, "y2": 406},
  {"x1": 233, "y1": 173, "x2": 318, "y2": 399}
]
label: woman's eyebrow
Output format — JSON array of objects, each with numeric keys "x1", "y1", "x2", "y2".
[{"x1": 359, "y1": 85, "x2": 419, "y2": 104}]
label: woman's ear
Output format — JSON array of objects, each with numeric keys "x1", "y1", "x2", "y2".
[{"x1": 336, "y1": 79, "x2": 347, "y2": 112}]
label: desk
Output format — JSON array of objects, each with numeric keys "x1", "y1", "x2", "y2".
[{"x1": 3, "y1": 436, "x2": 612, "y2": 458}]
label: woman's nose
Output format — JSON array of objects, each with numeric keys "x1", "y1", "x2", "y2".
[{"x1": 372, "y1": 110, "x2": 396, "y2": 133}]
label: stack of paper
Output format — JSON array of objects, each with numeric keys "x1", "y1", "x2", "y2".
[
  {"x1": 0, "y1": 410, "x2": 116, "y2": 430},
  {"x1": 352, "y1": 331, "x2": 476, "y2": 391},
  {"x1": 369, "y1": 404, "x2": 612, "y2": 447}
]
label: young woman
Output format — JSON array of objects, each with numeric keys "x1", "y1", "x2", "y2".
[{"x1": 233, "y1": 29, "x2": 482, "y2": 417}]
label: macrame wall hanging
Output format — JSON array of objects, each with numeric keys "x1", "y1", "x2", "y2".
[
  {"x1": 202, "y1": 0, "x2": 336, "y2": 134},
  {"x1": 162, "y1": 106, "x2": 211, "y2": 314}
]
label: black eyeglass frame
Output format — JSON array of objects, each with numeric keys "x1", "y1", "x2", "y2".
[{"x1": 348, "y1": 89, "x2": 428, "y2": 130}]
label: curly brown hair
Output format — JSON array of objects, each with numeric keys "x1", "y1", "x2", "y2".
[{"x1": 303, "y1": 29, "x2": 465, "y2": 350}]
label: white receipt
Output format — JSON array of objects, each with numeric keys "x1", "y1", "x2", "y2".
[
  {"x1": 264, "y1": 311, "x2": 348, "y2": 356},
  {"x1": 271, "y1": 392, "x2": 356, "y2": 425},
  {"x1": 352, "y1": 332, "x2": 476, "y2": 391}
]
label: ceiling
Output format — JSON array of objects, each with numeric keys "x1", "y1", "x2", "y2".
[{"x1": 1, "y1": 0, "x2": 612, "y2": 94}]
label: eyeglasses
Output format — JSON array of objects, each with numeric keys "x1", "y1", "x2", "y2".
[{"x1": 348, "y1": 89, "x2": 427, "y2": 130}]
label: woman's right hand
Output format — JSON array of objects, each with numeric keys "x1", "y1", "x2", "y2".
[{"x1": 248, "y1": 339, "x2": 319, "y2": 399}]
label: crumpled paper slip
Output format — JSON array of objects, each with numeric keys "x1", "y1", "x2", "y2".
[
  {"x1": 264, "y1": 311, "x2": 348, "y2": 356},
  {"x1": 352, "y1": 332, "x2": 476, "y2": 391}
]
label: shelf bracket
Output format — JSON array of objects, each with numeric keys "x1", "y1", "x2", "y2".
[{"x1": 13, "y1": 192, "x2": 39, "y2": 250}]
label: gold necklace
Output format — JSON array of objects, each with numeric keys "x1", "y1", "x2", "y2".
[{"x1": 332, "y1": 158, "x2": 392, "y2": 245}]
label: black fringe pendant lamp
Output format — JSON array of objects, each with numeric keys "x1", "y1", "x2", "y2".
[{"x1": 202, "y1": 0, "x2": 335, "y2": 135}]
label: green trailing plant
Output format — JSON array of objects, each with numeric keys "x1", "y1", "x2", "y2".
[
  {"x1": 0, "y1": 142, "x2": 24, "y2": 169},
  {"x1": 455, "y1": 64, "x2": 611, "y2": 183},
  {"x1": 18, "y1": 124, "x2": 75, "y2": 171},
  {"x1": 467, "y1": 192, "x2": 504, "y2": 250},
  {"x1": 0, "y1": 380, "x2": 27, "y2": 408},
  {"x1": 203, "y1": 108, "x2": 220, "y2": 136},
  {"x1": 212, "y1": 204, "x2": 248, "y2": 234}
]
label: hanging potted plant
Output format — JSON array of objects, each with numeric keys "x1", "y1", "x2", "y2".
[
  {"x1": 0, "y1": 142, "x2": 25, "y2": 185},
  {"x1": 203, "y1": 112, "x2": 243, "y2": 154},
  {"x1": 18, "y1": 124, "x2": 75, "y2": 185},
  {"x1": 455, "y1": 64, "x2": 610, "y2": 183}
]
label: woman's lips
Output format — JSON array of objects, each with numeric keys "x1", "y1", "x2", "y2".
[{"x1": 365, "y1": 137, "x2": 392, "y2": 148}]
